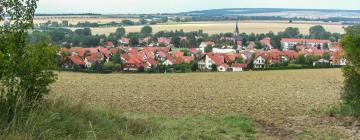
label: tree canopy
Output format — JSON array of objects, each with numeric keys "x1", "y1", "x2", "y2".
[{"x1": 340, "y1": 24, "x2": 360, "y2": 116}]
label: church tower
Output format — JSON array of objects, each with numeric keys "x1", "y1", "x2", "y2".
[
  {"x1": 234, "y1": 20, "x2": 240, "y2": 36},
  {"x1": 233, "y1": 20, "x2": 243, "y2": 50}
]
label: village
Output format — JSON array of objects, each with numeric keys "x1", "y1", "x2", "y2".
[{"x1": 58, "y1": 22, "x2": 347, "y2": 73}]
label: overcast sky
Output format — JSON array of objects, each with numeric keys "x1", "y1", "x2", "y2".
[{"x1": 37, "y1": 0, "x2": 360, "y2": 14}]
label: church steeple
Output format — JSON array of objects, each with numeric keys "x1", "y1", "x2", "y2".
[{"x1": 234, "y1": 20, "x2": 240, "y2": 36}]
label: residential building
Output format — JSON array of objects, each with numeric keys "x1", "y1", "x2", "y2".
[{"x1": 281, "y1": 38, "x2": 331, "y2": 50}]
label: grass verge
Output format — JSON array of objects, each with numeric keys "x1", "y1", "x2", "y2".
[{"x1": 0, "y1": 100, "x2": 256, "y2": 140}]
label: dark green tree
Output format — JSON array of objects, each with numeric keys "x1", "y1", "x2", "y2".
[
  {"x1": 309, "y1": 25, "x2": 331, "y2": 39},
  {"x1": 340, "y1": 24, "x2": 360, "y2": 116},
  {"x1": 141, "y1": 25, "x2": 153, "y2": 36},
  {"x1": 0, "y1": 0, "x2": 58, "y2": 121}
]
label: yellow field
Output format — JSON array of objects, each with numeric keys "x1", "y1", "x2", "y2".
[
  {"x1": 50, "y1": 69, "x2": 343, "y2": 125},
  {"x1": 84, "y1": 21, "x2": 346, "y2": 35},
  {"x1": 33, "y1": 16, "x2": 138, "y2": 25}
]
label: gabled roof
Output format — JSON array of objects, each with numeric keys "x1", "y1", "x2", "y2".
[
  {"x1": 177, "y1": 56, "x2": 194, "y2": 63},
  {"x1": 189, "y1": 48, "x2": 198, "y2": 54},
  {"x1": 283, "y1": 50, "x2": 299, "y2": 59},
  {"x1": 70, "y1": 47, "x2": 86, "y2": 57},
  {"x1": 206, "y1": 53, "x2": 225, "y2": 65},
  {"x1": 85, "y1": 52, "x2": 103, "y2": 63},
  {"x1": 147, "y1": 58, "x2": 157, "y2": 66},
  {"x1": 70, "y1": 55, "x2": 85, "y2": 65},
  {"x1": 110, "y1": 48, "x2": 119, "y2": 54},
  {"x1": 157, "y1": 37, "x2": 171, "y2": 44},
  {"x1": 158, "y1": 46, "x2": 172, "y2": 52},
  {"x1": 172, "y1": 51, "x2": 185, "y2": 58},
  {"x1": 158, "y1": 51, "x2": 169, "y2": 58}
]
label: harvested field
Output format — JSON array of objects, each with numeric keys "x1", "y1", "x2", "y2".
[
  {"x1": 33, "y1": 16, "x2": 138, "y2": 25},
  {"x1": 50, "y1": 69, "x2": 343, "y2": 125},
  {"x1": 77, "y1": 21, "x2": 346, "y2": 35}
]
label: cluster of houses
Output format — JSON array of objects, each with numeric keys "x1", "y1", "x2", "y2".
[
  {"x1": 58, "y1": 22, "x2": 347, "y2": 72},
  {"x1": 59, "y1": 36, "x2": 347, "y2": 72}
]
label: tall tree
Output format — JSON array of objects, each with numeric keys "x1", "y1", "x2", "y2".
[
  {"x1": 140, "y1": 25, "x2": 152, "y2": 36},
  {"x1": 0, "y1": 0, "x2": 58, "y2": 121},
  {"x1": 309, "y1": 25, "x2": 331, "y2": 39},
  {"x1": 341, "y1": 24, "x2": 360, "y2": 116}
]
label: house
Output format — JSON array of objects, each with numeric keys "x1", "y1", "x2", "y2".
[
  {"x1": 123, "y1": 57, "x2": 147, "y2": 71},
  {"x1": 229, "y1": 63, "x2": 247, "y2": 72},
  {"x1": 188, "y1": 48, "x2": 199, "y2": 57},
  {"x1": 282, "y1": 50, "x2": 299, "y2": 61},
  {"x1": 281, "y1": 38, "x2": 331, "y2": 51},
  {"x1": 198, "y1": 53, "x2": 225, "y2": 70},
  {"x1": 212, "y1": 48, "x2": 236, "y2": 54},
  {"x1": 119, "y1": 38, "x2": 130, "y2": 45},
  {"x1": 104, "y1": 42, "x2": 114, "y2": 48},
  {"x1": 70, "y1": 55, "x2": 85, "y2": 68},
  {"x1": 163, "y1": 56, "x2": 177, "y2": 65},
  {"x1": 218, "y1": 64, "x2": 229, "y2": 72},
  {"x1": 172, "y1": 51, "x2": 185, "y2": 58},
  {"x1": 70, "y1": 47, "x2": 86, "y2": 57},
  {"x1": 199, "y1": 41, "x2": 215, "y2": 52},
  {"x1": 330, "y1": 50, "x2": 347, "y2": 66},
  {"x1": 260, "y1": 37, "x2": 273, "y2": 50},
  {"x1": 253, "y1": 55, "x2": 266, "y2": 68},
  {"x1": 156, "y1": 51, "x2": 169, "y2": 61},
  {"x1": 157, "y1": 37, "x2": 171, "y2": 45},
  {"x1": 199, "y1": 41, "x2": 215, "y2": 48}
]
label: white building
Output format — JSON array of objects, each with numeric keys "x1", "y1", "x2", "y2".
[
  {"x1": 212, "y1": 48, "x2": 236, "y2": 54},
  {"x1": 281, "y1": 38, "x2": 331, "y2": 51},
  {"x1": 198, "y1": 53, "x2": 224, "y2": 70},
  {"x1": 253, "y1": 56, "x2": 266, "y2": 69}
]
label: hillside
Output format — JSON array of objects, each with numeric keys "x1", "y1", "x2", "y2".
[{"x1": 180, "y1": 8, "x2": 360, "y2": 19}]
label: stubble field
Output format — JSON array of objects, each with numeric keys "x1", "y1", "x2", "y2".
[
  {"x1": 50, "y1": 69, "x2": 343, "y2": 125},
  {"x1": 83, "y1": 21, "x2": 346, "y2": 35}
]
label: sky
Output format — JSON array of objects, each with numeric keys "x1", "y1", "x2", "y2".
[{"x1": 37, "y1": 0, "x2": 360, "y2": 14}]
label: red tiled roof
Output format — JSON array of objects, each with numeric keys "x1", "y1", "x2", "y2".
[
  {"x1": 166, "y1": 56, "x2": 178, "y2": 64},
  {"x1": 223, "y1": 53, "x2": 237, "y2": 62},
  {"x1": 70, "y1": 47, "x2": 86, "y2": 57},
  {"x1": 158, "y1": 51, "x2": 169, "y2": 58},
  {"x1": 207, "y1": 53, "x2": 225, "y2": 65},
  {"x1": 110, "y1": 48, "x2": 119, "y2": 54},
  {"x1": 283, "y1": 50, "x2": 299, "y2": 59},
  {"x1": 177, "y1": 56, "x2": 194, "y2": 63},
  {"x1": 172, "y1": 51, "x2": 185, "y2": 58},
  {"x1": 147, "y1": 58, "x2": 157, "y2": 66},
  {"x1": 189, "y1": 48, "x2": 198, "y2": 54},
  {"x1": 85, "y1": 53, "x2": 103, "y2": 63},
  {"x1": 157, "y1": 37, "x2": 171, "y2": 44},
  {"x1": 70, "y1": 55, "x2": 85, "y2": 65}
]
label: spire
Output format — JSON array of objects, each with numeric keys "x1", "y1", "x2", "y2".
[{"x1": 234, "y1": 20, "x2": 239, "y2": 36}]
